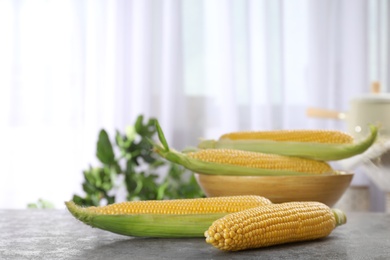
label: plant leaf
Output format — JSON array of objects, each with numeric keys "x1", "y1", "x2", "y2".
[
  {"x1": 134, "y1": 115, "x2": 144, "y2": 133},
  {"x1": 125, "y1": 126, "x2": 137, "y2": 143},
  {"x1": 146, "y1": 118, "x2": 157, "y2": 135},
  {"x1": 96, "y1": 130, "x2": 116, "y2": 165}
]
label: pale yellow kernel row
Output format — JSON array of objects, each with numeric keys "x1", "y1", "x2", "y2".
[{"x1": 220, "y1": 129, "x2": 354, "y2": 144}]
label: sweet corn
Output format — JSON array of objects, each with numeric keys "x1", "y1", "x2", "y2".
[
  {"x1": 220, "y1": 129, "x2": 354, "y2": 143},
  {"x1": 154, "y1": 146, "x2": 333, "y2": 176},
  {"x1": 205, "y1": 201, "x2": 347, "y2": 251},
  {"x1": 185, "y1": 149, "x2": 332, "y2": 175},
  {"x1": 65, "y1": 195, "x2": 272, "y2": 238},
  {"x1": 198, "y1": 125, "x2": 378, "y2": 161}
]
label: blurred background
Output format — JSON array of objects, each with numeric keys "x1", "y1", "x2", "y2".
[{"x1": 0, "y1": 0, "x2": 389, "y2": 210}]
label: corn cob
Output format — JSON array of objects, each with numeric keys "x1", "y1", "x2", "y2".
[
  {"x1": 152, "y1": 121, "x2": 334, "y2": 176},
  {"x1": 205, "y1": 201, "x2": 347, "y2": 251},
  {"x1": 198, "y1": 125, "x2": 378, "y2": 161},
  {"x1": 220, "y1": 129, "x2": 354, "y2": 143},
  {"x1": 185, "y1": 149, "x2": 332, "y2": 175},
  {"x1": 65, "y1": 195, "x2": 272, "y2": 238}
]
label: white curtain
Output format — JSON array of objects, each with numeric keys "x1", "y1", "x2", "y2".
[{"x1": 0, "y1": 0, "x2": 387, "y2": 209}]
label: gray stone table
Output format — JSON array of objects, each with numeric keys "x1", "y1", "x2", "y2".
[{"x1": 1, "y1": 209, "x2": 390, "y2": 260}]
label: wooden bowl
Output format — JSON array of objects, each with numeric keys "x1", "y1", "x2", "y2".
[{"x1": 195, "y1": 173, "x2": 353, "y2": 207}]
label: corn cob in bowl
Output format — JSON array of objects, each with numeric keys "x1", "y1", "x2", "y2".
[{"x1": 198, "y1": 125, "x2": 378, "y2": 161}]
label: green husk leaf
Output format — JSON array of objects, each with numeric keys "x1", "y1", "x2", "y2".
[
  {"x1": 65, "y1": 201, "x2": 225, "y2": 238},
  {"x1": 198, "y1": 125, "x2": 379, "y2": 161},
  {"x1": 155, "y1": 120, "x2": 169, "y2": 152}
]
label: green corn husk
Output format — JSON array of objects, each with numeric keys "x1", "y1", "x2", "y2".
[
  {"x1": 197, "y1": 125, "x2": 378, "y2": 161},
  {"x1": 152, "y1": 121, "x2": 326, "y2": 176},
  {"x1": 65, "y1": 201, "x2": 226, "y2": 238}
]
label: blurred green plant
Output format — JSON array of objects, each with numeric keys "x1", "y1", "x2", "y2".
[
  {"x1": 72, "y1": 115, "x2": 204, "y2": 207},
  {"x1": 27, "y1": 199, "x2": 55, "y2": 209}
]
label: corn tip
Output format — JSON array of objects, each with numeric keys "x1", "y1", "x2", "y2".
[
  {"x1": 332, "y1": 208, "x2": 347, "y2": 226},
  {"x1": 65, "y1": 201, "x2": 95, "y2": 225}
]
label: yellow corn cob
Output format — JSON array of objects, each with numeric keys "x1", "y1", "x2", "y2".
[
  {"x1": 186, "y1": 149, "x2": 333, "y2": 175},
  {"x1": 220, "y1": 129, "x2": 354, "y2": 144},
  {"x1": 65, "y1": 195, "x2": 272, "y2": 238},
  {"x1": 205, "y1": 201, "x2": 347, "y2": 251},
  {"x1": 197, "y1": 125, "x2": 378, "y2": 161},
  {"x1": 86, "y1": 195, "x2": 272, "y2": 215}
]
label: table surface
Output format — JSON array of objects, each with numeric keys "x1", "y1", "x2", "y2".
[{"x1": 1, "y1": 209, "x2": 390, "y2": 260}]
